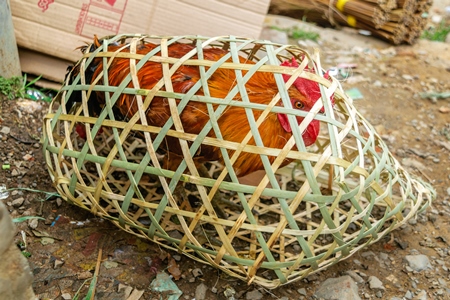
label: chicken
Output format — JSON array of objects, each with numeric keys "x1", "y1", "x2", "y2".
[{"x1": 66, "y1": 36, "x2": 332, "y2": 179}]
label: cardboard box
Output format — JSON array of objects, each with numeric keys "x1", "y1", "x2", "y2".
[{"x1": 11, "y1": 0, "x2": 270, "y2": 86}]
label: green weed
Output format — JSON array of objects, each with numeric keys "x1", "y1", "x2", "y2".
[
  {"x1": 270, "y1": 25, "x2": 320, "y2": 41},
  {"x1": 421, "y1": 21, "x2": 450, "y2": 42},
  {"x1": 0, "y1": 74, "x2": 52, "y2": 102}
]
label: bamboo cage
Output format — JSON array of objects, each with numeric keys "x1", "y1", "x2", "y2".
[
  {"x1": 269, "y1": 0, "x2": 431, "y2": 44},
  {"x1": 42, "y1": 34, "x2": 435, "y2": 288}
]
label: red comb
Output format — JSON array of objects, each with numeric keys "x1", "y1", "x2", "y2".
[{"x1": 281, "y1": 58, "x2": 335, "y2": 108}]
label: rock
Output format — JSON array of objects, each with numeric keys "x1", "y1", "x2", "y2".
[
  {"x1": 297, "y1": 288, "x2": 307, "y2": 296},
  {"x1": 0, "y1": 126, "x2": 10, "y2": 135},
  {"x1": 404, "y1": 255, "x2": 432, "y2": 271},
  {"x1": 405, "y1": 290, "x2": 414, "y2": 299},
  {"x1": 61, "y1": 293, "x2": 71, "y2": 300},
  {"x1": 77, "y1": 271, "x2": 92, "y2": 280},
  {"x1": 368, "y1": 276, "x2": 385, "y2": 291},
  {"x1": 246, "y1": 289, "x2": 263, "y2": 300},
  {"x1": 314, "y1": 276, "x2": 361, "y2": 300},
  {"x1": 412, "y1": 290, "x2": 427, "y2": 300},
  {"x1": 28, "y1": 218, "x2": 39, "y2": 229},
  {"x1": 11, "y1": 197, "x2": 25, "y2": 208},
  {"x1": 345, "y1": 270, "x2": 365, "y2": 283},
  {"x1": 172, "y1": 254, "x2": 181, "y2": 261},
  {"x1": 195, "y1": 283, "x2": 208, "y2": 300},
  {"x1": 191, "y1": 268, "x2": 203, "y2": 277},
  {"x1": 56, "y1": 198, "x2": 63, "y2": 207},
  {"x1": 402, "y1": 74, "x2": 414, "y2": 81},
  {"x1": 54, "y1": 259, "x2": 64, "y2": 269}
]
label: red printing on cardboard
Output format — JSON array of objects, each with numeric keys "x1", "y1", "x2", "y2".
[{"x1": 37, "y1": 0, "x2": 54, "y2": 12}]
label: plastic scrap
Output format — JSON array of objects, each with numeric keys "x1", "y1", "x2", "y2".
[
  {"x1": 346, "y1": 87, "x2": 364, "y2": 100},
  {"x1": 420, "y1": 91, "x2": 450, "y2": 100},
  {"x1": 0, "y1": 185, "x2": 9, "y2": 200},
  {"x1": 149, "y1": 272, "x2": 182, "y2": 300}
]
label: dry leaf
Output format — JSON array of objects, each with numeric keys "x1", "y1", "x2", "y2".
[{"x1": 167, "y1": 255, "x2": 182, "y2": 280}]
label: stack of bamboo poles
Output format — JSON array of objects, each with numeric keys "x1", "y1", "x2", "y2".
[{"x1": 269, "y1": 0, "x2": 432, "y2": 44}]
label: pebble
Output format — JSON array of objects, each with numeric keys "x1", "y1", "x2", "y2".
[
  {"x1": 195, "y1": 283, "x2": 208, "y2": 300},
  {"x1": 56, "y1": 198, "x2": 63, "y2": 207},
  {"x1": 11, "y1": 197, "x2": 25, "y2": 208},
  {"x1": 28, "y1": 218, "x2": 39, "y2": 229},
  {"x1": 77, "y1": 271, "x2": 92, "y2": 280},
  {"x1": 0, "y1": 126, "x2": 10, "y2": 135},
  {"x1": 314, "y1": 276, "x2": 361, "y2": 300},
  {"x1": 404, "y1": 255, "x2": 432, "y2": 272},
  {"x1": 345, "y1": 270, "x2": 364, "y2": 283},
  {"x1": 413, "y1": 290, "x2": 427, "y2": 300},
  {"x1": 405, "y1": 290, "x2": 414, "y2": 299},
  {"x1": 54, "y1": 259, "x2": 64, "y2": 269},
  {"x1": 368, "y1": 276, "x2": 385, "y2": 291},
  {"x1": 191, "y1": 268, "x2": 203, "y2": 278},
  {"x1": 61, "y1": 293, "x2": 71, "y2": 300},
  {"x1": 297, "y1": 288, "x2": 307, "y2": 296},
  {"x1": 402, "y1": 74, "x2": 414, "y2": 81},
  {"x1": 246, "y1": 289, "x2": 263, "y2": 300},
  {"x1": 172, "y1": 254, "x2": 181, "y2": 261}
]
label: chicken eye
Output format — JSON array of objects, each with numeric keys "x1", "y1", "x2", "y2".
[{"x1": 294, "y1": 101, "x2": 304, "y2": 109}]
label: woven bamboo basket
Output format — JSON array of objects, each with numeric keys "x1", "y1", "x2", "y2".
[{"x1": 42, "y1": 34, "x2": 435, "y2": 288}]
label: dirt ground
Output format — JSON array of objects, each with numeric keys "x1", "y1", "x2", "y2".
[{"x1": 1, "y1": 13, "x2": 450, "y2": 300}]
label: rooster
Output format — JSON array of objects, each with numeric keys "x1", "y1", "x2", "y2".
[{"x1": 66, "y1": 36, "x2": 333, "y2": 178}]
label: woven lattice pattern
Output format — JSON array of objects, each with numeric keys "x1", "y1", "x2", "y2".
[{"x1": 42, "y1": 34, "x2": 435, "y2": 288}]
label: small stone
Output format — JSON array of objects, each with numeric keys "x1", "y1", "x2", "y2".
[
  {"x1": 395, "y1": 239, "x2": 409, "y2": 250},
  {"x1": 0, "y1": 126, "x2": 10, "y2": 135},
  {"x1": 315, "y1": 276, "x2": 361, "y2": 300},
  {"x1": 413, "y1": 290, "x2": 427, "y2": 300},
  {"x1": 61, "y1": 293, "x2": 71, "y2": 300},
  {"x1": 172, "y1": 254, "x2": 181, "y2": 261},
  {"x1": 297, "y1": 288, "x2": 307, "y2": 296},
  {"x1": 368, "y1": 276, "x2": 385, "y2": 291},
  {"x1": 376, "y1": 291, "x2": 383, "y2": 298},
  {"x1": 405, "y1": 290, "x2": 414, "y2": 299},
  {"x1": 373, "y1": 80, "x2": 383, "y2": 87},
  {"x1": 361, "y1": 251, "x2": 375, "y2": 258},
  {"x1": 54, "y1": 259, "x2": 64, "y2": 269},
  {"x1": 195, "y1": 283, "x2": 208, "y2": 300},
  {"x1": 11, "y1": 169, "x2": 20, "y2": 176},
  {"x1": 379, "y1": 252, "x2": 389, "y2": 261},
  {"x1": 408, "y1": 218, "x2": 417, "y2": 225},
  {"x1": 345, "y1": 270, "x2": 364, "y2": 283},
  {"x1": 28, "y1": 218, "x2": 39, "y2": 229},
  {"x1": 246, "y1": 289, "x2": 263, "y2": 300},
  {"x1": 402, "y1": 74, "x2": 414, "y2": 80},
  {"x1": 211, "y1": 287, "x2": 217, "y2": 294},
  {"x1": 11, "y1": 197, "x2": 25, "y2": 208},
  {"x1": 56, "y1": 198, "x2": 63, "y2": 207},
  {"x1": 77, "y1": 271, "x2": 92, "y2": 280},
  {"x1": 404, "y1": 255, "x2": 432, "y2": 272},
  {"x1": 191, "y1": 268, "x2": 203, "y2": 277}
]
